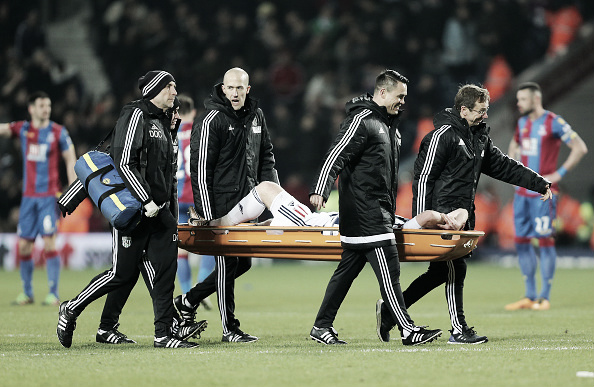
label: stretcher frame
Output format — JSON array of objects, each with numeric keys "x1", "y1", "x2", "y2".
[{"x1": 178, "y1": 224, "x2": 484, "y2": 262}]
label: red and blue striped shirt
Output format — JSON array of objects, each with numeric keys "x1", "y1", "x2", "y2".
[{"x1": 10, "y1": 120, "x2": 73, "y2": 197}]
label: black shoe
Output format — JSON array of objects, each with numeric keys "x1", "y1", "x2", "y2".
[
  {"x1": 154, "y1": 335, "x2": 199, "y2": 348},
  {"x1": 173, "y1": 319, "x2": 208, "y2": 341},
  {"x1": 174, "y1": 295, "x2": 197, "y2": 324},
  {"x1": 96, "y1": 323, "x2": 137, "y2": 344},
  {"x1": 57, "y1": 301, "x2": 77, "y2": 348},
  {"x1": 447, "y1": 326, "x2": 488, "y2": 344},
  {"x1": 222, "y1": 328, "x2": 258, "y2": 343},
  {"x1": 376, "y1": 299, "x2": 392, "y2": 342},
  {"x1": 310, "y1": 326, "x2": 347, "y2": 345},
  {"x1": 401, "y1": 326, "x2": 442, "y2": 346}
]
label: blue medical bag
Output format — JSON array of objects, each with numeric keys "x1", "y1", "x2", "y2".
[{"x1": 74, "y1": 151, "x2": 142, "y2": 231}]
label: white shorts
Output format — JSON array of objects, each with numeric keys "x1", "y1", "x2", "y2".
[
  {"x1": 269, "y1": 191, "x2": 339, "y2": 227},
  {"x1": 393, "y1": 215, "x2": 421, "y2": 230}
]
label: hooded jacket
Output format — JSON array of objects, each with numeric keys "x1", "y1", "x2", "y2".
[
  {"x1": 111, "y1": 98, "x2": 178, "y2": 217},
  {"x1": 311, "y1": 93, "x2": 401, "y2": 249},
  {"x1": 413, "y1": 107, "x2": 549, "y2": 230},
  {"x1": 190, "y1": 83, "x2": 278, "y2": 219}
]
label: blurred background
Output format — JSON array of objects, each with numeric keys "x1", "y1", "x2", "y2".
[{"x1": 1, "y1": 0, "x2": 593, "y2": 265}]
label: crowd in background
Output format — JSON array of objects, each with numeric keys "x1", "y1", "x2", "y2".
[{"x1": 1, "y1": 0, "x2": 593, "y2": 250}]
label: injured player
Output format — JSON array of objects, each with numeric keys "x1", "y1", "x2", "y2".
[{"x1": 189, "y1": 181, "x2": 468, "y2": 231}]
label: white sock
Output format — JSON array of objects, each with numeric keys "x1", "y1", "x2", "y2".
[{"x1": 218, "y1": 188, "x2": 266, "y2": 226}]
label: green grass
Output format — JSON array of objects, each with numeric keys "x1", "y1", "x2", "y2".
[{"x1": 0, "y1": 261, "x2": 593, "y2": 387}]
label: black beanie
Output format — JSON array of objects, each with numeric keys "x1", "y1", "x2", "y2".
[{"x1": 138, "y1": 70, "x2": 175, "y2": 100}]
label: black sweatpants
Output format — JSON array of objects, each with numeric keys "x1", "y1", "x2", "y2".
[
  {"x1": 67, "y1": 211, "x2": 178, "y2": 337},
  {"x1": 185, "y1": 256, "x2": 252, "y2": 334},
  {"x1": 382, "y1": 254, "x2": 469, "y2": 333},
  {"x1": 313, "y1": 245, "x2": 416, "y2": 334}
]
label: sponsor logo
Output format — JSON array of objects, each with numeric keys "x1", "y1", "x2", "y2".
[
  {"x1": 379, "y1": 128, "x2": 385, "y2": 134},
  {"x1": 537, "y1": 125, "x2": 547, "y2": 136},
  {"x1": 122, "y1": 237, "x2": 132, "y2": 248},
  {"x1": 149, "y1": 127, "x2": 164, "y2": 138},
  {"x1": 252, "y1": 125, "x2": 261, "y2": 134},
  {"x1": 239, "y1": 203, "x2": 244, "y2": 214},
  {"x1": 228, "y1": 125, "x2": 234, "y2": 131},
  {"x1": 26, "y1": 143, "x2": 48, "y2": 162},
  {"x1": 173, "y1": 233, "x2": 178, "y2": 242},
  {"x1": 463, "y1": 240, "x2": 473, "y2": 248},
  {"x1": 521, "y1": 138, "x2": 538, "y2": 156},
  {"x1": 102, "y1": 178, "x2": 111, "y2": 184}
]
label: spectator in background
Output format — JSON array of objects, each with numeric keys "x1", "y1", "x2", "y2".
[
  {"x1": 14, "y1": 9, "x2": 46, "y2": 60},
  {"x1": 505, "y1": 82, "x2": 587, "y2": 311},
  {"x1": 0, "y1": 91, "x2": 77, "y2": 306}
]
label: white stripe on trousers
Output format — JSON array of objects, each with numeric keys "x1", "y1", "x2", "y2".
[
  {"x1": 374, "y1": 247, "x2": 415, "y2": 334},
  {"x1": 215, "y1": 255, "x2": 229, "y2": 334},
  {"x1": 68, "y1": 228, "x2": 120, "y2": 310},
  {"x1": 446, "y1": 260, "x2": 464, "y2": 333},
  {"x1": 143, "y1": 254, "x2": 155, "y2": 289}
]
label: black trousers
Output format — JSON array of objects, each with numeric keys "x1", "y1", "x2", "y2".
[
  {"x1": 185, "y1": 256, "x2": 252, "y2": 334},
  {"x1": 314, "y1": 245, "x2": 416, "y2": 333},
  {"x1": 382, "y1": 254, "x2": 469, "y2": 332},
  {"x1": 68, "y1": 211, "x2": 178, "y2": 337}
]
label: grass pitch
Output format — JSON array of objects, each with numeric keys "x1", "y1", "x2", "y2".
[{"x1": 0, "y1": 260, "x2": 593, "y2": 387}]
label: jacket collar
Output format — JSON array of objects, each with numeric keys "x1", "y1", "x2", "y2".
[{"x1": 206, "y1": 82, "x2": 259, "y2": 119}]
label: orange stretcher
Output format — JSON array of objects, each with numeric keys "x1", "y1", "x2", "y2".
[{"x1": 177, "y1": 224, "x2": 484, "y2": 262}]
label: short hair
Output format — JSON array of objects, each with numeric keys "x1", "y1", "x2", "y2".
[
  {"x1": 28, "y1": 91, "x2": 50, "y2": 106},
  {"x1": 375, "y1": 69, "x2": 409, "y2": 93},
  {"x1": 518, "y1": 82, "x2": 541, "y2": 94},
  {"x1": 454, "y1": 84, "x2": 490, "y2": 112},
  {"x1": 177, "y1": 94, "x2": 194, "y2": 115}
]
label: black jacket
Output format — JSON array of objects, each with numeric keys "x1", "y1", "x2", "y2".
[
  {"x1": 311, "y1": 93, "x2": 401, "y2": 249},
  {"x1": 111, "y1": 99, "x2": 178, "y2": 217},
  {"x1": 190, "y1": 83, "x2": 278, "y2": 219},
  {"x1": 413, "y1": 108, "x2": 549, "y2": 229}
]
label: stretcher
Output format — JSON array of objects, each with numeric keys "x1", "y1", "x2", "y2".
[{"x1": 177, "y1": 224, "x2": 484, "y2": 262}]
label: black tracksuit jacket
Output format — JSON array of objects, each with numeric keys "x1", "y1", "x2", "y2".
[
  {"x1": 413, "y1": 107, "x2": 549, "y2": 229},
  {"x1": 190, "y1": 83, "x2": 278, "y2": 219},
  {"x1": 311, "y1": 93, "x2": 401, "y2": 249},
  {"x1": 111, "y1": 99, "x2": 177, "y2": 210}
]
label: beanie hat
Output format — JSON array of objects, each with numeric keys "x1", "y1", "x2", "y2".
[{"x1": 138, "y1": 70, "x2": 175, "y2": 100}]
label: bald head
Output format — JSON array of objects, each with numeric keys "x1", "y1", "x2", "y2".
[{"x1": 222, "y1": 67, "x2": 251, "y2": 110}]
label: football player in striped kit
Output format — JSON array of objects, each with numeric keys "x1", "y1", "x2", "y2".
[
  {"x1": 0, "y1": 91, "x2": 77, "y2": 307},
  {"x1": 505, "y1": 82, "x2": 587, "y2": 311}
]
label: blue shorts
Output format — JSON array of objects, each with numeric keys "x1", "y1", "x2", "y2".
[
  {"x1": 18, "y1": 196, "x2": 59, "y2": 239},
  {"x1": 513, "y1": 194, "x2": 558, "y2": 238},
  {"x1": 178, "y1": 202, "x2": 193, "y2": 224}
]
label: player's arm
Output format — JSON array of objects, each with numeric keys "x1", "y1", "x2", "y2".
[
  {"x1": 62, "y1": 146, "x2": 77, "y2": 185},
  {"x1": 507, "y1": 138, "x2": 520, "y2": 161},
  {"x1": 544, "y1": 133, "x2": 588, "y2": 184}
]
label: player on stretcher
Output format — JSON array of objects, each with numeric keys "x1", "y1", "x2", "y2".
[{"x1": 188, "y1": 181, "x2": 468, "y2": 232}]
